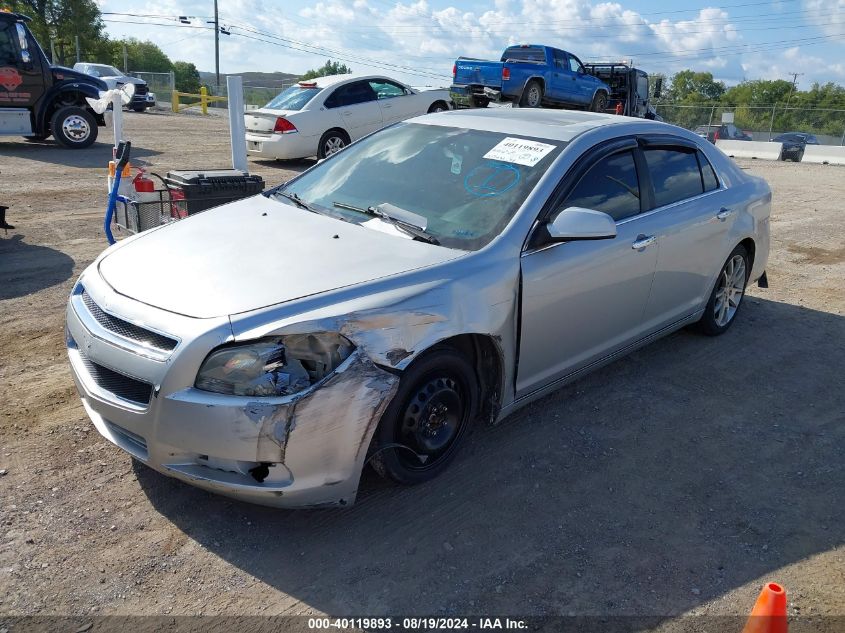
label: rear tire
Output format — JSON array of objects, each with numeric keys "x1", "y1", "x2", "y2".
[
  {"x1": 427, "y1": 100, "x2": 449, "y2": 113},
  {"x1": 317, "y1": 129, "x2": 350, "y2": 159},
  {"x1": 520, "y1": 80, "x2": 543, "y2": 108},
  {"x1": 51, "y1": 106, "x2": 98, "y2": 149},
  {"x1": 369, "y1": 348, "x2": 478, "y2": 485},
  {"x1": 590, "y1": 91, "x2": 608, "y2": 112},
  {"x1": 696, "y1": 244, "x2": 750, "y2": 336}
]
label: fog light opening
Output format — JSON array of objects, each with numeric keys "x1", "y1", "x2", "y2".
[{"x1": 249, "y1": 463, "x2": 272, "y2": 483}]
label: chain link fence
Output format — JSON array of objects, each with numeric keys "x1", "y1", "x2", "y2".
[
  {"x1": 204, "y1": 81, "x2": 296, "y2": 110},
  {"x1": 655, "y1": 104, "x2": 845, "y2": 145},
  {"x1": 130, "y1": 71, "x2": 176, "y2": 106}
]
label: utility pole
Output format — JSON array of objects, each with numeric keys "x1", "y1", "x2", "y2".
[
  {"x1": 123, "y1": 43, "x2": 128, "y2": 74},
  {"x1": 50, "y1": 38, "x2": 57, "y2": 64},
  {"x1": 74, "y1": 35, "x2": 80, "y2": 63},
  {"x1": 784, "y1": 72, "x2": 803, "y2": 109},
  {"x1": 214, "y1": 0, "x2": 220, "y2": 92}
]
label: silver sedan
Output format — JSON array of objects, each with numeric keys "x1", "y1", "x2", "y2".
[{"x1": 66, "y1": 109, "x2": 771, "y2": 508}]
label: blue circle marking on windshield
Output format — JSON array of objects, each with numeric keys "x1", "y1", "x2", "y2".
[{"x1": 464, "y1": 163, "x2": 521, "y2": 198}]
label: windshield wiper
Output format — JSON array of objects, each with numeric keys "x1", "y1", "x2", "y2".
[
  {"x1": 276, "y1": 190, "x2": 320, "y2": 214},
  {"x1": 332, "y1": 201, "x2": 440, "y2": 245}
]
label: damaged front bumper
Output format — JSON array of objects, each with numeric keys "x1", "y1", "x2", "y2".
[{"x1": 65, "y1": 276, "x2": 399, "y2": 508}]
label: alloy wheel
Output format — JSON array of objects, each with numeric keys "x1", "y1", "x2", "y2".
[{"x1": 713, "y1": 254, "x2": 747, "y2": 327}]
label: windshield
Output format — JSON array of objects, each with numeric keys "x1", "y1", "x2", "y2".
[
  {"x1": 265, "y1": 85, "x2": 321, "y2": 110},
  {"x1": 275, "y1": 122, "x2": 565, "y2": 250},
  {"x1": 89, "y1": 64, "x2": 122, "y2": 76}
]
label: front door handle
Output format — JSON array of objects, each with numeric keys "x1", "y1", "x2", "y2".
[
  {"x1": 632, "y1": 235, "x2": 656, "y2": 250},
  {"x1": 716, "y1": 207, "x2": 734, "y2": 220}
]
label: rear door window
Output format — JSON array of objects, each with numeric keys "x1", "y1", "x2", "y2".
[
  {"x1": 552, "y1": 49, "x2": 567, "y2": 70},
  {"x1": 643, "y1": 147, "x2": 705, "y2": 207},
  {"x1": 324, "y1": 81, "x2": 377, "y2": 108},
  {"x1": 562, "y1": 150, "x2": 641, "y2": 222},
  {"x1": 697, "y1": 150, "x2": 719, "y2": 192}
]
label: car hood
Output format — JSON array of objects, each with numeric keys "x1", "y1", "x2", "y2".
[
  {"x1": 98, "y1": 195, "x2": 464, "y2": 319},
  {"x1": 51, "y1": 66, "x2": 108, "y2": 90},
  {"x1": 100, "y1": 76, "x2": 146, "y2": 88}
]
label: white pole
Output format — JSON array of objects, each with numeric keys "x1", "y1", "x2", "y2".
[
  {"x1": 227, "y1": 75, "x2": 248, "y2": 172},
  {"x1": 112, "y1": 91, "x2": 123, "y2": 150}
]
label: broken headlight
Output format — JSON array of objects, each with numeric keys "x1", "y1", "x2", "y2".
[{"x1": 195, "y1": 333, "x2": 354, "y2": 397}]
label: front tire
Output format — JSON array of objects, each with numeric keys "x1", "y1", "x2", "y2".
[
  {"x1": 520, "y1": 80, "x2": 543, "y2": 108},
  {"x1": 370, "y1": 349, "x2": 478, "y2": 485},
  {"x1": 697, "y1": 244, "x2": 750, "y2": 336},
  {"x1": 428, "y1": 100, "x2": 449, "y2": 113},
  {"x1": 51, "y1": 106, "x2": 98, "y2": 149},
  {"x1": 317, "y1": 129, "x2": 349, "y2": 159},
  {"x1": 590, "y1": 91, "x2": 608, "y2": 112},
  {"x1": 132, "y1": 105, "x2": 146, "y2": 112}
]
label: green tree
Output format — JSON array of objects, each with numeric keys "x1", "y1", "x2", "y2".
[
  {"x1": 116, "y1": 38, "x2": 172, "y2": 72},
  {"x1": 9, "y1": 0, "x2": 112, "y2": 65},
  {"x1": 300, "y1": 59, "x2": 351, "y2": 81},
  {"x1": 173, "y1": 61, "x2": 201, "y2": 93},
  {"x1": 666, "y1": 70, "x2": 726, "y2": 102}
]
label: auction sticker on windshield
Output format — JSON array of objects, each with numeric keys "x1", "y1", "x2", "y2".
[{"x1": 483, "y1": 137, "x2": 557, "y2": 166}]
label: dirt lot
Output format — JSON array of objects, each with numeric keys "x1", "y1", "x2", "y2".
[{"x1": 1, "y1": 111, "x2": 843, "y2": 627}]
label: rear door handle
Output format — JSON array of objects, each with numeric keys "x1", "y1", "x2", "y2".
[
  {"x1": 632, "y1": 235, "x2": 656, "y2": 250},
  {"x1": 716, "y1": 207, "x2": 734, "y2": 220}
]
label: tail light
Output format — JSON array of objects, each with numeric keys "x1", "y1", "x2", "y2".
[
  {"x1": 273, "y1": 117, "x2": 297, "y2": 134},
  {"x1": 502, "y1": 67, "x2": 510, "y2": 81},
  {"x1": 714, "y1": 130, "x2": 720, "y2": 140},
  {"x1": 452, "y1": 64, "x2": 456, "y2": 77},
  {"x1": 169, "y1": 188, "x2": 187, "y2": 219}
]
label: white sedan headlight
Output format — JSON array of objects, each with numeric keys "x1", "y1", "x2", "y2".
[{"x1": 195, "y1": 333, "x2": 354, "y2": 397}]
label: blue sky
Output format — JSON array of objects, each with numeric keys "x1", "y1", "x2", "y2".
[{"x1": 98, "y1": 0, "x2": 845, "y2": 89}]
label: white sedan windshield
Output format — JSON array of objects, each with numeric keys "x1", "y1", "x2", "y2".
[{"x1": 278, "y1": 122, "x2": 565, "y2": 250}]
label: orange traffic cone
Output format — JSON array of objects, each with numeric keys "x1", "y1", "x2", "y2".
[{"x1": 742, "y1": 582, "x2": 787, "y2": 633}]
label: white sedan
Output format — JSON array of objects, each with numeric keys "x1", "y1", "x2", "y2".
[{"x1": 244, "y1": 74, "x2": 452, "y2": 160}]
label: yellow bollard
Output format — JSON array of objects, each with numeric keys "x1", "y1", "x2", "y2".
[
  {"x1": 172, "y1": 90, "x2": 179, "y2": 113},
  {"x1": 201, "y1": 86, "x2": 208, "y2": 115}
]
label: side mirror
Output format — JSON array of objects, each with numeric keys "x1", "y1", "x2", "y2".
[
  {"x1": 547, "y1": 207, "x2": 617, "y2": 242},
  {"x1": 653, "y1": 77, "x2": 663, "y2": 99}
]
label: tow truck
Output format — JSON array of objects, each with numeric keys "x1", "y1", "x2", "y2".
[
  {"x1": 582, "y1": 60, "x2": 662, "y2": 119},
  {"x1": 0, "y1": 10, "x2": 107, "y2": 148}
]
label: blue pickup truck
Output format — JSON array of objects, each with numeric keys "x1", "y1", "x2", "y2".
[{"x1": 450, "y1": 44, "x2": 610, "y2": 111}]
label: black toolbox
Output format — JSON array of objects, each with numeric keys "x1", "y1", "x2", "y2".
[{"x1": 165, "y1": 169, "x2": 265, "y2": 217}]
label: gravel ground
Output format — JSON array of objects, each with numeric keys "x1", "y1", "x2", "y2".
[{"x1": 1, "y1": 110, "x2": 843, "y2": 628}]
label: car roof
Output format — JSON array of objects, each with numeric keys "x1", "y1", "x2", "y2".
[
  {"x1": 413, "y1": 108, "x2": 650, "y2": 142},
  {"x1": 300, "y1": 74, "x2": 406, "y2": 89},
  {"x1": 0, "y1": 10, "x2": 30, "y2": 22}
]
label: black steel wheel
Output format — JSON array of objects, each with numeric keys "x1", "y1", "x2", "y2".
[{"x1": 370, "y1": 348, "x2": 478, "y2": 485}]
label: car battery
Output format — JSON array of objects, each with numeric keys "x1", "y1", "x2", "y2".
[{"x1": 164, "y1": 169, "x2": 265, "y2": 217}]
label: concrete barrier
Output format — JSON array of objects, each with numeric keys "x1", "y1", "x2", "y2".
[
  {"x1": 716, "y1": 140, "x2": 783, "y2": 160},
  {"x1": 800, "y1": 145, "x2": 845, "y2": 165}
]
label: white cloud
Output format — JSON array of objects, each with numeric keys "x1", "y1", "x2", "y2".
[{"x1": 99, "y1": 0, "x2": 842, "y2": 87}]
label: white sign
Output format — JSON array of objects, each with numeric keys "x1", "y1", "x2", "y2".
[
  {"x1": 722, "y1": 112, "x2": 735, "y2": 123},
  {"x1": 483, "y1": 137, "x2": 557, "y2": 167}
]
